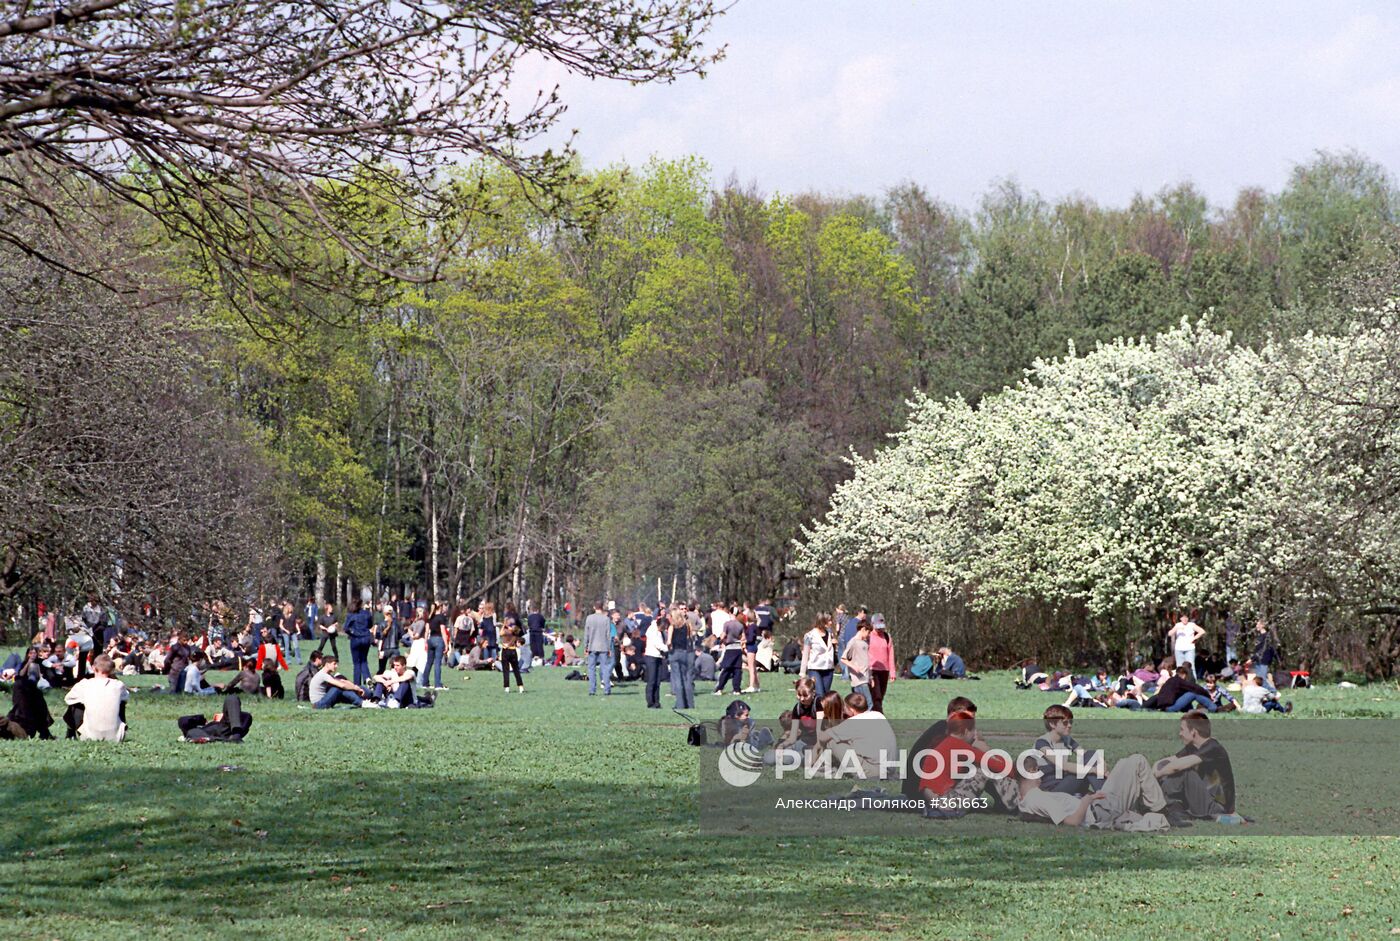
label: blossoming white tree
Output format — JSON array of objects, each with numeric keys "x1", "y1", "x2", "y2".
[{"x1": 796, "y1": 312, "x2": 1400, "y2": 676}]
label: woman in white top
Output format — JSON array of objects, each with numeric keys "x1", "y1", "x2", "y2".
[
  {"x1": 642, "y1": 617, "x2": 668, "y2": 709},
  {"x1": 1166, "y1": 613, "x2": 1205, "y2": 677},
  {"x1": 800, "y1": 615, "x2": 836, "y2": 698}
]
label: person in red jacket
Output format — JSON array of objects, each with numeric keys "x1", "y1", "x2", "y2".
[{"x1": 916, "y1": 709, "x2": 1019, "y2": 814}]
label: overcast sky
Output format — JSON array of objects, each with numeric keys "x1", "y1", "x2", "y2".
[{"x1": 520, "y1": 1, "x2": 1400, "y2": 210}]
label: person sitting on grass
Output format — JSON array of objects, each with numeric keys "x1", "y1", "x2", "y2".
[
  {"x1": 220, "y1": 658, "x2": 261, "y2": 696},
  {"x1": 775, "y1": 677, "x2": 820, "y2": 753},
  {"x1": 1033, "y1": 705, "x2": 1105, "y2": 795},
  {"x1": 458, "y1": 634, "x2": 494, "y2": 671},
  {"x1": 367, "y1": 655, "x2": 417, "y2": 708},
  {"x1": 910, "y1": 649, "x2": 935, "y2": 679},
  {"x1": 1203, "y1": 674, "x2": 1238, "y2": 712},
  {"x1": 261, "y1": 662, "x2": 285, "y2": 699},
  {"x1": 811, "y1": 690, "x2": 848, "y2": 760},
  {"x1": 1018, "y1": 751, "x2": 1169, "y2": 830},
  {"x1": 915, "y1": 708, "x2": 1019, "y2": 814},
  {"x1": 719, "y1": 699, "x2": 754, "y2": 745},
  {"x1": 1153, "y1": 711, "x2": 1236, "y2": 822},
  {"x1": 181, "y1": 651, "x2": 218, "y2": 696},
  {"x1": 934, "y1": 646, "x2": 966, "y2": 679},
  {"x1": 1144, "y1": 665, "x2": 1215, "y2": 712},
  {"x1": 205, "y1": 636, "x2": 238, "y2": 670},
  {"x1": 309, "y1": 654, "x2": 365, "y2": 709},
  {"x1": 823, "y1": 691, "x2": 897, "y2": 780},
  {"x1": 294, "y1": 651, "x2": 324, "y2": 702},
  {"x1": 779, "y1": 636, "x2": 802, "y2": 674},
  {"x1": 692, "y1": 643, "x2": 717, "y2": 683},
  {"x1": 1, "y1": 655, "x2": 55, "y2": 740},
  {"x1": 901, "y1": 696, "x2": 978, "y2": 797},
  {"x1": 62, "y1": 654, "x2": 129, "y2": 741},
  {"x1": 1241, "y1": 674, "x2": 1292, "y2": 714},
  {"x1": 1062, "y1": 676, "x2": 1108, "y2": 708}
]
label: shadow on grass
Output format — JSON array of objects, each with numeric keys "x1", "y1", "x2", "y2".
[{"x1": 0, "y1": 764, "x2": 1214, "y2": 940}]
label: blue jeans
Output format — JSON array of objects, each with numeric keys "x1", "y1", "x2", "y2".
[
  {"x1": 587, "y1": 651, "x2": 613, "y2": 694},
  {"x1": 1115, "y1": 698, "x2": 1143, "y2": 709},
  {"x1": 350, "y1": 640, "x2": 372, "y2": 688},
  {"x1": 1166, "y1": 692, "x2": 1216, "y2": 712},
  {"x1": 851, "y1": 682, "x2": 871, "y2": 705},
  {"x1": 424, "y1": 636, "x2": 445, "y2": 688},
  {"x1": 808, "y1": 668, "x2": 833, "y2": 698},
  {"x1": 315, "y1": 687, "x2": 362, "y2": 709},
  {"x1": 372, "y1": 681, "x2": 414, "y2": 707},
  {"x1": 669, "y1": 649, "x2": 695, "y2": 709},
  {"x1": 280, "y1": 633, "x2": 301, "y2": 663},
  {"x1": 1253, "y1": 662, "x2": 1275, "y2": 691}
]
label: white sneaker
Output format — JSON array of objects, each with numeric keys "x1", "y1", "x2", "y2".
[
  {"x1": 386, "y1": 699, "x2": 401, "y2": 709},
  {"x1": 712, "y1": 690, "x2": 724, "y2": 696},
  {"x1": 361, "y1": 700, "x2": 381, "y2": 708}
]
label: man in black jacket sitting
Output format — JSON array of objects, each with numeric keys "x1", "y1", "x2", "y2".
[{"x1": 294, "y1": 651, "x2": 324, "y2": 702}]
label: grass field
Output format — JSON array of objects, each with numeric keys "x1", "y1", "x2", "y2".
[{"x1": 2, "y1": 661, "x2": 1398, "y2": 940}]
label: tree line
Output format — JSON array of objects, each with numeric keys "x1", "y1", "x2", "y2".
[{"x1": 4, "y1": 148, "x2": 1399, "y2": 658}]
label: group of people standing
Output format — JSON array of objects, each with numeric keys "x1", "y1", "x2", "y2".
[{"x1": 798, "y1": 607, "x2": 898, "y2": 711}]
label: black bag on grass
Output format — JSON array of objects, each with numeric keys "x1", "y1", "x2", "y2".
[{"x1": 675, "y1": 709, "x2": 710, "y2": 746}]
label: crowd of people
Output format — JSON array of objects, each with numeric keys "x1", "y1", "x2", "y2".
[
  {"x1": 1017, "y1": 615, "x2": 1295, "y2": 715},
  {"x1": 2, "y1": 590, "x2": 1305, "y2": 753},
  {"x1": 721, "y1": 682, "x2": 1241, "y2": 831}
]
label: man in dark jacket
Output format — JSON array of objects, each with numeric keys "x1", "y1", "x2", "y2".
[
  {"x1": 178, "y1": 695, "x2": 253, "y2": 742},
  {"x1": 1145, "y1": 666, "x2": 1215, "y2": 712},
  {"x1": 294, "y1": 651, "x2": 324, "y2": 702},
  {"x1": 2, "y1": 659, "x2": 55, "y2": 739}
]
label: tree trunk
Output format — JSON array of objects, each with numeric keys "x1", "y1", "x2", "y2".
[
  {"x1": 430, "y1": 506, "x2": 440, "y2": 603},
  {"x1": 315, "y1": 551, "x2": 326, "y2": 607}
]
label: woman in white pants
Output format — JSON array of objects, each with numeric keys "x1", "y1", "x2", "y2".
[{"x1": 1167, "y1": 613, "x2": 1205, "y2": 678}]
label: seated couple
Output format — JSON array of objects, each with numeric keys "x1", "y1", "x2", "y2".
[
  {"x1": 911, "y1": 702, "x2": 1236, "y2": 829},
  {"x1": 907, "y1": 647, "x2": 967, "y2": 680},
  {"x1": 309, "y1": 654, "x2": 417, "y2": 709}
]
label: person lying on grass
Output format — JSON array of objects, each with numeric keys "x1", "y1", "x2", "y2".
[
  {"x1": 1153, "y1": 711, "x2": 1236, "y2": 821},
  {"x1": 309, "y1": 654, "x2": 365, "y2": 709},
  {"x1": 1017, "y1": 752, "x2": 1169, "y2": 831}
]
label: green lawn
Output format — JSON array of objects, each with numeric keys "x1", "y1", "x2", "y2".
[{"x1": 2, "y1": 664, "x2": 1398, "y2": 940}]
